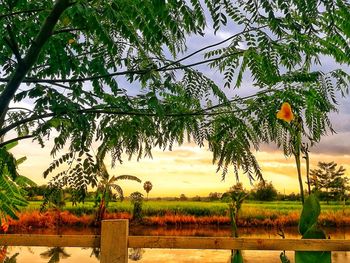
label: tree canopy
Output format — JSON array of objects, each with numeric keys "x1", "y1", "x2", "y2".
[
  {"x1": 310, "y1": 161, "x2": 349, "y2": 201},
  {"x1": 1, "y1": 0, "x2": 350, "y2": 214}
]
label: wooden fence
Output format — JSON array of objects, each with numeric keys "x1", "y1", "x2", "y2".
[{"x1": 0, "y1": 219, "x2": 349, "y2": 262}]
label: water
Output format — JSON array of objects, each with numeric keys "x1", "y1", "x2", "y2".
[{"x1": 2, "y1": 226, "x2": 350, "y2": 262}]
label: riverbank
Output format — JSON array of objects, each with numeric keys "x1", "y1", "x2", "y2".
[
  {"x1": 5, "y1": 208, "x2": 350, "y2": 232},
  {"x1": 4, "y1": 200, "x2": 349, "y2": 231}
]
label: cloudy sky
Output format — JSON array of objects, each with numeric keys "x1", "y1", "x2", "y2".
[{"x1": 9, "y1": 13, "x2": 350, "y2": 198}]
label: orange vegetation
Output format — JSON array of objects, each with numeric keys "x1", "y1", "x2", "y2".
[
  {"x1": 143, "y1": 212, "x2": 301, "y2": 227},
  {"x1": 144, "y1": 213, "x2": 230, "y2": 226},
  {"x1": 1, "y1": 222, "x2": 8, "y2": 233},
  {"x1": 4, "y1": 210, "x2": 350, "y2": 231},
  {"x1": 7, "y1": 211, "x2": 131, "y2": 231}
]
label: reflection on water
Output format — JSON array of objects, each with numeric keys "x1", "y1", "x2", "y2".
[
  {"x1": 2, "y1": 226, "x2": 350, "y2": 262},
  {"x1": 0, "y1": 247, "x2": 348, "y2": 263},
  {"x1": 130, "y1": 224, "x2": 350, "y2": 239},
  {"x1": 129, "y1": 248, "x2": 145, "y2": 261},
  {"x1": 0, "y1": 246, "x2": 97, "y2": 263},
  {"x1": 40, "y1": 247, "x2": 70, "y2": 262}
]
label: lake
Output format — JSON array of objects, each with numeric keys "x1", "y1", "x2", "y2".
[{"x1": 3, "y1": 225, "x2": 350, "y2": 262}]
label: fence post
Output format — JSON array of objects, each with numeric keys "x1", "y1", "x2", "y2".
[{"x1": 100, "y1": 219, "x2": 129, "y2": 263}]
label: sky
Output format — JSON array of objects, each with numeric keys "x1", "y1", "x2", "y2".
[
  {"x1": 10, "y1": 70, "x2": 350, "y2": 198},
  {"x1": 8, "y1": 10, "x2": 350, "y2": 198}
]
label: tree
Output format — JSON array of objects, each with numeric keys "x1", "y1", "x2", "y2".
[
  {"x1": 228, "y1": 182, "x2": 245, "y2": 194},
  {"x1": 208, "y1": 192, "x2": 222, "y2": 201},
  {"x1": 24, "y1": 185, "x2": 48, "y2": 199},
  {"x1": 179, "y1": 194, "x2": 187, "y2": 201},
  {"x1": 1, "y1": 1, "x2": 349, "y2": 218},
  {"x1": 251, "y1": 181, "x2": 278, "y2": 201},
  {"x1": 192, "y1": 195, "x2": 201, "y2": 201},
  {"x1": 310, "y1": 161, "x2": 348, "y2": 202},
  {"x1": 329, "y1": 176, "x2": 350, "y2": 201},
  {"x1": 222, "y1": 182, "x2": 247, "y2": 202},
  {"x1": 143, "y1": 181, "x2": 153, "y2": 201},
  {"x1": 94, "y1": 162, "x2": 141, "y2": 225}
]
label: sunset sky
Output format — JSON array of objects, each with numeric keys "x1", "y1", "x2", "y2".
[
  {"x1": 7, "y1": 19, "x2": 350, "y2": 198},
  {"x1": 10, "y1": 103, "x2": 350, "y2": 198}
]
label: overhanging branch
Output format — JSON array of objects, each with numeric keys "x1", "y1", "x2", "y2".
[
  {"x1": 0, "y1": 0, "x2": 72, "y2": 125},
  {"x1": 0, "y1": 50, "x2": 245, "y2": 84},
  {"x1": 0, "y1": 8, "x2": 46, "y2": 20},
  {"x1": 0, "y1": 87, "x2": 277, "y2": 137},
  {"x1": 0, "y1": 135, "x2": 35, "y2": 148}
]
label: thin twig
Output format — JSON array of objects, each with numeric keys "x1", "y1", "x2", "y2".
[
  {"x1": 0, "y1": 50, "x2": 246, "y2": 84},
  {"x1": 0, "y1": 8, "x2": 46, "y2": 20},
  {"x1": 0, "y1": 135, "x2": 35, "y2": 148}
]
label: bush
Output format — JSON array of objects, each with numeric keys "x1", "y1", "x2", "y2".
[{"x1": 251, "y1": 181, "x2": 277, "y2": 201}]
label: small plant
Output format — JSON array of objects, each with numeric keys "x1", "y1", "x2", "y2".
[
  {"x1": 130, "y1": 192, "x2": 144, "y2": 222},
  {"x1": 223, "y1": 185, "x2": 248, "y2": 263}
]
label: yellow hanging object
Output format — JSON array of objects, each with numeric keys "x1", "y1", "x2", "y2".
[{"x1": 277, "y1": 102, "x2": 294, "y2": 123}]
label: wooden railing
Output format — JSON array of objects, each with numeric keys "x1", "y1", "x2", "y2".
[{"x1": 0, "y1": 219, "x2": 349, "y2": 262}]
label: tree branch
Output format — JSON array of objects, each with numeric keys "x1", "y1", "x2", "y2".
[
  {"x1": 0, "y1": 135, "x2": 35, "y2": 148},
  {"x1": 0, "y1": 8, "x2": 46, "y2": 20},
  {"x1": 8, "y1": 107, "x2": 33, "y2": 112},
  {"x1": 0, "y1": 87, "x2": 277, "y2": 137},
  {"x1": 52, "y1": 27, "x2": 87, "y2": 35},
  {"x1": 0, "y1": 27, "x2": 270, "y2": 85},
  {"x1": 0, "y1": 0, "x2": 72, "y2": 125},
  {"x1": 157, "y1": 25, "x2": 267, "y2": 72},
  {"x1": 44, "y1": 82, "x2": 103, "y2": 100},
  {"x1": 0, "y1": 50, "x2": 246, "y2": 84},
  {"x1": 4, "y1": 25, "x2": 22, "y2": 63}
]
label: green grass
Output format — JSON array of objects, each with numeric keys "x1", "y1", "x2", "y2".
[{"x1": 26, "y1": 200, "x2": 348, "y2": 217}]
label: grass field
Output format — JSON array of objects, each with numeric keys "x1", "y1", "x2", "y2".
[
  {"x1": 26, "y1": 200, "x2": 348, "y2": 216},
  {"x1": 19, "y1": 200, "x2": 349, "y2": 228}
]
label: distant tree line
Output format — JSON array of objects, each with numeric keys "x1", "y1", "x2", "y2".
[
  {"x1": 24, "y1": 161, "x2": 348, "y2": 203},
  {"x1": 218, "y1": 161, "x2": 349, "y2": 202}
]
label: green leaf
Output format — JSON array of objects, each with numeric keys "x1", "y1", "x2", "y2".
[
  {"x1": 3, "y1": 141, "x2": 18, "y2": 150},
  {"x1": 302, "y1": 226, "x2": 327, "y2": 239},
  {"x1": 295, "y1": 251, "x2": 331, "y2": 263},
  {"x1": 231, "y1": 250, "x2": 243, "y2": 263},
  {"x1": 298, "y1": 193, "x2": 320, "y2": 235},
  {"x1": 296, "y1": 203, "x2": 330, "y2": 263},
  {"x1": 15, "y1": 175, "x2": 37, "y2": 187},
  {"x1": 16, "y1": 156, "x2": 27, "y2": 165}
]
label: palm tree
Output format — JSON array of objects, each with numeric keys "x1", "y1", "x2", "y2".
[
  {"x1": 94, "y1": 162, "x2": 141, "y2": 225},
  {"x1": 143, "y1": 181, "x2": 153, "y2": 200}
]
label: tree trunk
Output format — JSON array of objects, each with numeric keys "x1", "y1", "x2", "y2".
[{"x1": 0, "y1": 0, "x2": 71, "y2": 127}]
